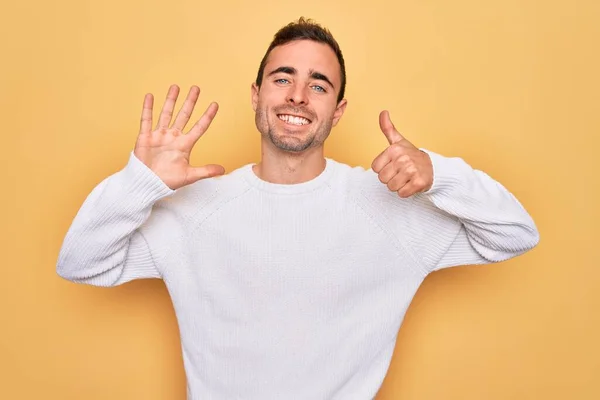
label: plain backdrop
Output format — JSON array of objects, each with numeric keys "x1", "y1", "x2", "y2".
[{"x1": 1, "y1": 0, "x2": 598, "y2": 398}]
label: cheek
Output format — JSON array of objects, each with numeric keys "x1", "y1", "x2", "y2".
[
  {"x1": 316, "y1": 103, "x2": 338, "y2": 120},
  {"x1": 255, "y1": 96, "x2": 271, "y2": 115},
  {"x1": 255, "y1": 100, "x2": 273, "y2": 125},
  {"x1": 260, "y1": 87, "x2": 284, "y2": 103}
]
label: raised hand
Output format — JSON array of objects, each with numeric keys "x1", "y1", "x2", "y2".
[
  {"x1": 133, "y1": 85, "x2": 226, "y2": 190},
  {"x1": 371, "y1": 110, "x2": 434, "y2": 198}
]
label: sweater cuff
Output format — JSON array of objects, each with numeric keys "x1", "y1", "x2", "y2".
[
  {"x1": 120, "y1": 151, "x2": 175, "y2": 203},
  {"x1": 419, "y1": 148, "x2": 466, "y2": 196}
]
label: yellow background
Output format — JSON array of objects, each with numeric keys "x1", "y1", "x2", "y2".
[{"x1": 2, "y1": 0, "x2": 598, "y2": 398}]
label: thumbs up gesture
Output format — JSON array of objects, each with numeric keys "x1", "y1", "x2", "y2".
[{"x1": 371, "y1": 111, "x2": 434, "y2": 198}]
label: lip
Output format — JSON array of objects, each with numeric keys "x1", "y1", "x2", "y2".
[{"x1": 277, "y1": 113, "x2": 311, "y2": 120}]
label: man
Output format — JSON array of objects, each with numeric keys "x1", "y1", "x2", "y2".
[{"x1": 57, "y1": 17, "x2": 539, "y2": 400}]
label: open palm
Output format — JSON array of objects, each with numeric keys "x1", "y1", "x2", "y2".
[{"x1": 133, "y1": 84, "x2": 225, "y2": 190}]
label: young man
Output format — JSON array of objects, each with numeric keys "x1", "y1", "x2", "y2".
[{"x1": 57, "y1": 17, "x2": 539, "y2": 400}]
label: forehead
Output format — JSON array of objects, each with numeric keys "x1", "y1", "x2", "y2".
[{"x1": 265, "y1": 40, "x2": 341, "y2": 83}]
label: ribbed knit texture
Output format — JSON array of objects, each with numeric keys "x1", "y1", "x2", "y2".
[{"x1": 57, "y1": 149, "x2": 539, "y2": 400}]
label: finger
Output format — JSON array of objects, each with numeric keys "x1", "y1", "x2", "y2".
[
  {"x1": 397, "y1": 180, "x2": 419, "y2": 198},
  {"x1": 379, "y1": 110, "x2": 404, "y2": 145},
  {"x1": 371, "y1": 143, "x2": 392, "y2": 172},
  {"x1": 172, "y1": 86, "x2": 200, "y2": 132},
  {"x1": 372, "y1": 144, "x2": 401, "y2": 173},
  {"x1": 139, "y1": 93, "x2": 154, "y2": 135},
  {"x1": 186, "y1": 102, "x2": 219, "y2": 145},
  {"x1": 157, "y1": 84, "x2": 180, "y2": 129},
  {"x1": 377, "y1": 160, "x2": 401, "y2": 184},
  {"x1": 387, "y1": 172, "x2": 410, "y2": 193},
  {"x1": 186, "y1": 164, "x2": 226, "y2": 184}
]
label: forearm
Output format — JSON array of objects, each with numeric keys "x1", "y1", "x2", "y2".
[
  {"x1": 56, "y1": 152, "x2": 174, "y2": 286},
  {"x1": 420, "y1": 149, "x2": 539, "y2": 262}
]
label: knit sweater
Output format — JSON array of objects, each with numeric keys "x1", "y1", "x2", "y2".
[{"x1": 56, "y1": 148, "x2": 539, "y2": 400}]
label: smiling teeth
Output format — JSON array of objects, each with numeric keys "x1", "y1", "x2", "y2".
[{"x1": 279, "y1": 114, "x2": 310, "y2": 125}]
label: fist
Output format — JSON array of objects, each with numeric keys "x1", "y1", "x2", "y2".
[{"x1": 371, "y1": 110, "x2": 433, "y2": 198}]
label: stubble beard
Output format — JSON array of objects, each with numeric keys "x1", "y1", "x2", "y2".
[{"x1": 255, "y1": 106, "x2": 333, "y2": 153}]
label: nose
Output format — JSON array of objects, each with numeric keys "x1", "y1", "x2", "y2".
[{"x1": 286, "y1": 83, "x2": 308, "y2": 105}]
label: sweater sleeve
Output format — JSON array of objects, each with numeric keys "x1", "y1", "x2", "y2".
[
  {"x1": 414, "y1": 148, "x2": 540, "y2": 273},
  {"x1": 56, "y1": 152, "x2": 175, "y2": 287}
]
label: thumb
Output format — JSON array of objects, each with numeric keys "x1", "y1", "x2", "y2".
[
  {"x1": 187, "y1": 164, "x2": 226, "y2": 184},
  {"x1": 379, "y1": 110, "x2": 405, "y2": 145}
]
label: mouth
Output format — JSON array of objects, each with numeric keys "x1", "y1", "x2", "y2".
[{"x1": 277, "y1": 113, "x2": 312, "y2": 126}]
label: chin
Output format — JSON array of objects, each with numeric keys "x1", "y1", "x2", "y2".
[{"x1": 268, "y1": 130, "x2": 315, "y2": 153}]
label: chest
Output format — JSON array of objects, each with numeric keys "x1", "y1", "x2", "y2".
[{"x1": 168, "y1": 201, "x2": 419, "y2": 310}]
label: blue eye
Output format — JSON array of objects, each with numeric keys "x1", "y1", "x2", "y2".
[
  {"x1": 275, "y1": 78, "x2": 289, "y2": 84},
  {"x1": 312, "y1": 85, "x2": 325, "y2": 92}
]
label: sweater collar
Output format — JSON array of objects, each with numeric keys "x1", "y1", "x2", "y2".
[{"x1": 239, "y1": 158, "x2": 337, "y2": 194}]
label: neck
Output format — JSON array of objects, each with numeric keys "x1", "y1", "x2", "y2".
[{"x1": 252, "y1": 141, "x2": 326, "y2": 184}]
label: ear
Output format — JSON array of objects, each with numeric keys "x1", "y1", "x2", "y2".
[
  {"x1": 332, "y1": 99, "x2": 348, "y2": 127},
  {"x1": 251, "y1": 82, "x2": 259, "y2": 112}
]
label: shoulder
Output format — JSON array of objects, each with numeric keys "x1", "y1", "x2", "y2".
[
  {"x1": 327, "y1": 157, "x2": 408, "y2": 204},
  {"x1": 326, "y1": 158, "x2": 373, "y2": 189},
  {"x1": 328, "y1": 157, "x2": 446, "y2": 229}
]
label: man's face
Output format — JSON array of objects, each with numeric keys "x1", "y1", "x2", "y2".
[{"x1": 251, "y1": 40, "x2": 347, "y2": 153}]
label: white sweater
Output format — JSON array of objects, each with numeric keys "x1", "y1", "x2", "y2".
[{"x1": 57, "y1": 149, "x2": 539, "y2": 399}]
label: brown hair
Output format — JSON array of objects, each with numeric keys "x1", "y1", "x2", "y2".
[{"x1": 255, "y1": 17, "x2": 347, "y2": 103}]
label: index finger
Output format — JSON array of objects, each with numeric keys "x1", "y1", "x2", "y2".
[
  {"x1": 185, "y1": 102, "x2": 219, "y2": 145},
  {"x1": 371, "y1": 146, "x2": 393, "y2": 173}
]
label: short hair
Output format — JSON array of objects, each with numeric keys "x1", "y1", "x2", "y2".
[{"x1": 255, "y1": 17, "x2": 347, "y2": 103}]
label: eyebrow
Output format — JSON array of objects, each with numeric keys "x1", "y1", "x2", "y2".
[{"x1": 267, "y1": 66, "x2": 336, "y2": 90}]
